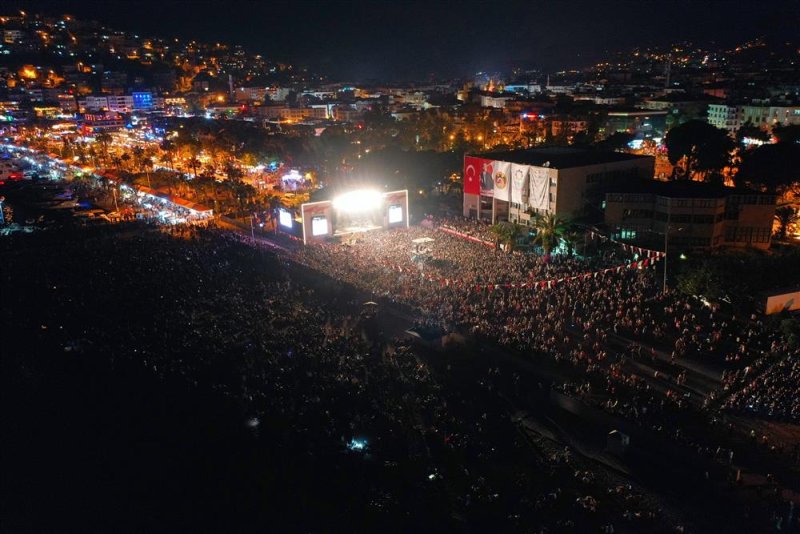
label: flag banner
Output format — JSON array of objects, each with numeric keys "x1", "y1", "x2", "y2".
[
  {"x1": 510, "y1": 164, "x2": 530, "y2": 204},
  {"x1": 529, "y1": 167, "x2": 549, "y2": 211},
  {"x1": 463, "y1": 156, "x2": 485, "y2": 196},
  {"x1": 438, "y1": 226, "x2": 496, "y2": 248},
  {"x1": 492, "y1": 161, "x2": 511, "y2": 202},
  {"x1": 480, "y1": 159, "x2": 495, "y2": 197}
]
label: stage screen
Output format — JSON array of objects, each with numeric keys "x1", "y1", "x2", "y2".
[
  {"x1": 311, "y1": 216, "x2": 328, "y2": 236},
  {"x1": 388, "y1": 204, "x2": 403, "y2": 224},
  {"x1": 279, "y1": 209, "x2": 292, "y2": 228}
]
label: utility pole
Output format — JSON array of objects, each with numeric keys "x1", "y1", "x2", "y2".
[{"x1": 250, "y1": 213, "x2": 255, "y2": 240}]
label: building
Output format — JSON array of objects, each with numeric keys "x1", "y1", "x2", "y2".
[
  {"x1": 77, "y1": 96, "x2": 109, "y2": 112},
  {"x1": 604, "y1": 109, "x2": 669, "y2": 137},
  {"x1": 3, "y1": 30, "x2": 24, "y2": 44},
  {"x1": 234, "y1": 86, "x2": 269, "y2": 103},
  {"x1": 106, "y1": 95, "x2": 134, "y2": 113},
  {"x1": 604, "y1": 180, "x2": 776, "y2": 251},
  {"x1": 132, "y1": 91, "x2": 154, "y2": 111},
  {"x1": 708, "y1": 103, "x2": 800, "y2": 132},
  {"x1": 478, "y1": 92, "x2": 514, "y2": 109},
  {"x1": 740, "y1": 104, "x2": 800, "y2": 130},
  {"x1": 463, "y1": 148, "x2": 654, "y2": 223},
  {"x1": 82, "y1": 112, "x2": 125, "y2": 132}
]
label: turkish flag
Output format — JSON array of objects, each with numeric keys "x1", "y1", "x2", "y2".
[{"x1": 463, "y1": 156, "x2": 483, "y2": 196}]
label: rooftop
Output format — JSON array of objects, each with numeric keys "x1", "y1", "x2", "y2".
[
  {"x1": 605, "y1": 179, "x2": 770, "y2": 199},
  {"x1": 475, "y1": 147, "x2": 652, "y2": 169}
]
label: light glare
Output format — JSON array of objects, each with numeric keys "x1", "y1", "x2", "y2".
[{"x1": 333, "y1": 189, "x2": 381, "y2": 213}]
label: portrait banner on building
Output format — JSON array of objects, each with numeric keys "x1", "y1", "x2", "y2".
[
  {"x1": 480, "y1": 159, "x2": 495, "y2": 197},
  {"x1": 463, "y1": 156, "x2": 484, "y2": 196},
  {"x1": 492, "y1": 161, "x2": 511, "y2": 202},
  {"x1": 510, "y1": 164, "x2": 530, "y2": 205},
  {"x1": 529, "y1": 167, "x2": 549, "y2": 211}
]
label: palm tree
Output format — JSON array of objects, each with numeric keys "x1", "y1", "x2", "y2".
[
  {"x1": 159, "y1": 139, "x2": 176, "y2": 171},
  {"x1": 95, "y1": 132, "x2": 112, "y2": 166},
  {"x1": 530, "y1": 212, "x2": 569, "y2": 258},
  {"x1": 142, "y1": 156, "x2": 154, "y2": 189},
  {"x1": 489, "y1": 222, "x2": 523, "y2": 253},
  {"x1": 188, "y1": 157, "x2": 201, "y2": 179},
  {"x1": 561, "y1": 229, "x2": 583, "y2": 256}
]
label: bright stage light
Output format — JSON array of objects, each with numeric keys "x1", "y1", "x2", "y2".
[{"x1": 333, "y1": 189, "x2": 382, "y2": 213}]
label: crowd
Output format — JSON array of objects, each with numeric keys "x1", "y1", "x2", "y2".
[
  {"x1": 3, "y1": 226, "x2": 687, "y2": 532},
  {"x1": 5, "y1": 212, "x2": 800, "y2": 532},
  {"x1": 287, "y1": 216, "x2": 800, "y2": 530},
  {"x1": 723, "y1": 351, "x2": 800, "y2": 420}
]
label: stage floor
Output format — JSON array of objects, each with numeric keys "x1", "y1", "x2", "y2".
[{"x1": 333, "y1": 224, "x2": 383, "y2": 236}]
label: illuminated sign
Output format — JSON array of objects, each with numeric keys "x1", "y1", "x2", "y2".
[
  {"x1": 279, "y1": 208, "x2": 292, "y2": 228},
  {"x1": 388, "y1": 204, "x2": 403, "y2": 224},
  {"x1": 311, "y1": 216, "x2": 328, "y2": 236}
]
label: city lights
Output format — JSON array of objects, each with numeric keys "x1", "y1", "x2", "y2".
[{"x1": 2, "y1": 7, "x2": 799, "y2": 531}]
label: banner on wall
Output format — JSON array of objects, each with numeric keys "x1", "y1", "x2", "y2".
[
  {"x1": 463, "y1": 156, "x2": 484, "y2": 196},
  {"x1": 529, "y1": 166, "x2": 549, "y2": 211},
  {"x1": 510, "y1": 164, "x2": 530, "y2": 205},
  {"x1": 492, "y1": 161, "x2": 511, "y2": 202},
  {"x1": 480, "y1": 159, "x2": 495, "y2": 197}
]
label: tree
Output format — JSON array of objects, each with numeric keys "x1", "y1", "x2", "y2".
[
  {"x1": 530, "y1": 213, "x2": 569, "y2": 258},
  {"x1": 774, "y1": 206, "x2": 799, "y2": 239},
  {"x1": 676, "y1": 261, "x2": 722, "y2": 299},
  {"x1": 561, "y1": 229, "x2": 583, "y2": 256},
  {"x1": 142, "y1": 157, "x2": 155, "y2": 189},
  {"x1": 224, "y1": 161, "x2": 244, "y2": 182},
  {"x1": 95, "y1": 132, "x2": 112, "y2": 165},
  {"x1": 773, "y1": 124, "x2": 800, "y2": 144},
  {"x1": 160, "y1": 139, "x2": 177, "y2": 170},
  {"x1": 188, "y1": 157, "x2": 201, "y2": 179},
  {"x1": 598, "y1": 131, "x2": 634, "y2": 152},
  {"x1": 780, "y1": 317, "x2": 800, "y2": 349},
  {"x1": 665, "y1": 120, "x2": 735, "y2": 182},
  {"x1": 737, "y1": 142, "x2": 800, "y2": 194},
  {"x1": 489, "y1": 222, "x2": 522, "y2": 252}
]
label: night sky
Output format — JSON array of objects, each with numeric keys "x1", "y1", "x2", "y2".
[{"x1": 13, "y1": 0, "x2": 800, "y2": 80}]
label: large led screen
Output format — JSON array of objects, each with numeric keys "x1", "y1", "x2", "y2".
[
  {"x1": 279, "y1": 209, "x2": 292, "y2": 228},
  {"x1": 311, "y1": 216, "x2": 328, "y2": 236},
  {"x1": 388, "y1": 204, "x2": 403, "y2": 224}
]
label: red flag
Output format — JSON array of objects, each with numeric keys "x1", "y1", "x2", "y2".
[{"x1": 463, "y1": 156, "x2": 485, "y2": 196}]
